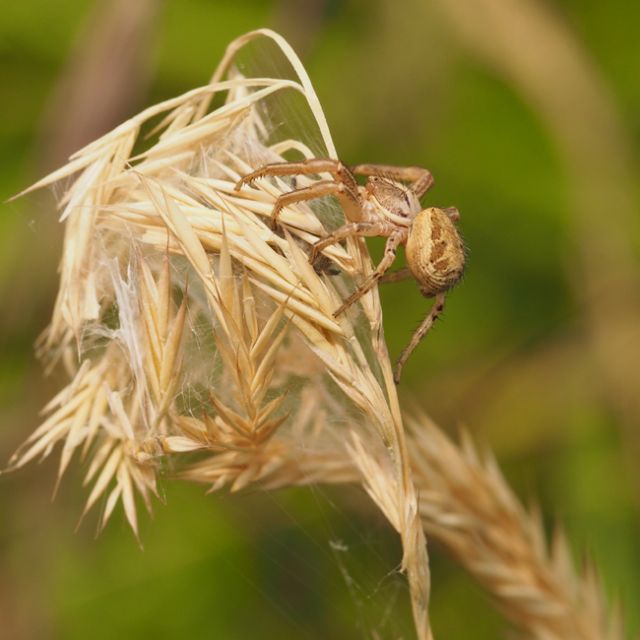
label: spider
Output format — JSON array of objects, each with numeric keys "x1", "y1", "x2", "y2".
[{"x1": 234, "y1": 159, "x2": 465, "y2": 383}]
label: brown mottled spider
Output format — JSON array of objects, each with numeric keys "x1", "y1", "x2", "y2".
[{"x1": 235, "y1": 159, "x2": 465, "y2": 383}]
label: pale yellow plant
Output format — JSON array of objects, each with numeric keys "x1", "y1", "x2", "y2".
[
  {"x1": 186, "y1": 416, "x2": 624, "y2": 640},
  {"x1": 11, "y1": 28, "x2": 430, "y2": 640},
  {"x1": 9, "y1": 28, "x2": 624, "y2": 640},
  {"x1": 409, "y1": 417, "x2": 623, "y2": 640}
]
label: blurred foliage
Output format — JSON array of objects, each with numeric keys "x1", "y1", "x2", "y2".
[{"x1": 1, "y1": 1, "x2": 639, "y2": 638}]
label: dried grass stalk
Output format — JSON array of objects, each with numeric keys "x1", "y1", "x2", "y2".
[{"x1": 12, "y1": 29, "x2": 430, "y2": 640}]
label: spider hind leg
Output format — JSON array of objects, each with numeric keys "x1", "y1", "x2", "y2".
[{"x1": 394, "y1": 292, "x2": 446, "y2": 383}]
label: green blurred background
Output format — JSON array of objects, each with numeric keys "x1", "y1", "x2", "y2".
[{"x1": 1, "y1": 1, "x2": 639, "y2": 638}]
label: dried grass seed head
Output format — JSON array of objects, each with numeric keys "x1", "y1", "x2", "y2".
[{"x1": 12, "y1": 29, "x2": 433, "y2": 640}]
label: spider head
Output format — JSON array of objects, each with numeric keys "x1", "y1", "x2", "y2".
[
  {"x1": 405, "y1": 207, "x2": 465, "y2": 297},
  {"x1": 366, "y1": 176, "x2": 422, "y2": 220}
]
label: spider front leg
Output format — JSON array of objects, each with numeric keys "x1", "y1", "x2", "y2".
[
  {"x1": 350, "y1": 163, "x2": 434, "y2": 197},
  {"x1": 393, "y1": 292, "x2": 446, "y2": 384},
  {"x1": 268, "y1": 180, "x2": 359, "y2": 230},
  {"x1": 333, "y1": 230, "x2": 407, "y2": 317},
  {"x1": 235, "y1": 159, "x2": 354, "y2": 189},
  {"x1": 234, "y1": 159, "x2": 362, "y2": 227}
]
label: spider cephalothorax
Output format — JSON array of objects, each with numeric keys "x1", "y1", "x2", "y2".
[{"x1": 235, "y1": 159, "x2": 465, "y2": 382}]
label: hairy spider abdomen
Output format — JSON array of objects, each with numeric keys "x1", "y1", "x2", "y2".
[{"x1": 406, "y1": 207, "x2": 465, "y2": 298}]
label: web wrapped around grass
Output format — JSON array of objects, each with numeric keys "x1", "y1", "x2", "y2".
[{"x1": 10, "y1": 30, "x2": 432, "y2": 640}]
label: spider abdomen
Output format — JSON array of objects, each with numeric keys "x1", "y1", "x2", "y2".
[{"x1": 406, "y1": 207, "x2": 465, "y2": 298}]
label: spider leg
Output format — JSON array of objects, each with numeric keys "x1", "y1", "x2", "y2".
[
  {"x1": 309, "y1": 220, "x2": 390, "y2": 264},
  {"x1": 235, "y1": 158, "x2": 357, "y2": 190},
  {"x1": 333, "y1": 230, "x2": 406, "y2": 317},
  {"x1": 442, "y1": 206, "x2": 461, "y2": 222},
  {"x1": 393, "y1": 292, "x2": 446, "y2": 384},
  {"x1": 235, "y1": 159, "x2": 362, "y2": 224},
  {"x1": 350, "y1": 163, "x2": 434, "y2": 198},
  {"x1": 379, "y1": 267, "x2": 412, "y2": 284},
  {"x1": 268, "y1": 180, "x2": 360, "y2": 230}
]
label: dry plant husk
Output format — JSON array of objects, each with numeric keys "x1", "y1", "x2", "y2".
[
  {"x1": 10, "y1": 28, "x2": 623, "y2": 640},
  {"x1": 186, "y1": 416, "x2": 624, "y2": 640},
  {"x1": 11, "y1": 28, "x2": 430, "y2": 640}
]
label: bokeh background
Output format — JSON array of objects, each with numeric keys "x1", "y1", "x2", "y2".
[{"x1": 1, "y1": 1, "x2": 639, "y2": 638}]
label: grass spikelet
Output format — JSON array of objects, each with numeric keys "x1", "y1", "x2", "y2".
[
  {"x1": 408, "y1": 415, "x2": 623, "y2": 640},
  {"x1": 185, "y1": 414, "x2": 623, "y2": 640}
]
